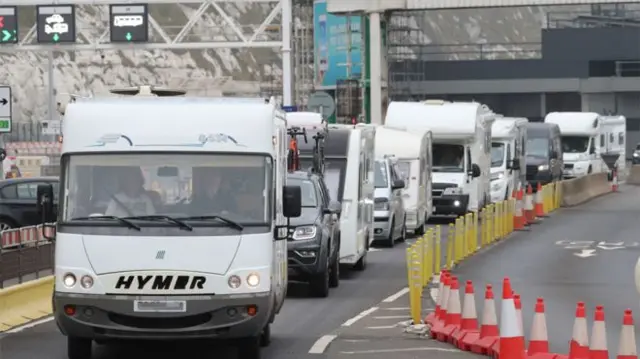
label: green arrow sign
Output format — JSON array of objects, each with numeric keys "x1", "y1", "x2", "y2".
[
  {"x1": 125, "y1": 32, "x2": 132, "y2": 41},
  {"x1": 1, "y1": 30, "x2": 11, "y2": 42},
  {"x1": 52, "y1": 33, "x2": 59, "y2": 42}
]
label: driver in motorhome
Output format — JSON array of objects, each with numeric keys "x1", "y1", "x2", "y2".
[
  {"x1": 105, "y1": 168, "x2": 156, "y2": 216},
  {"x1": 191, "y1": 168, "x2": 235, "y2": 214}
]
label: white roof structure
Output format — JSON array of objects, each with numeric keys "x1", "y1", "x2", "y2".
[
  {"x1": 544, "y1": 112, "x2": 600, "y2": 135},
  {"x1": 286, "y1": 112, "x2": 325, "y2": 130},
  {"x1": 492, "y1": 117, "x2": 527, "y2": 139},
  {"x1": 374, "y1": 126, "x2": 426, "y2": 159}
]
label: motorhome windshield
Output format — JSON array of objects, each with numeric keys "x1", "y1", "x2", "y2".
[
  {"x1": 561, "y1": 136, "x2": 590, "y2": 153},
  {"x1": 287, "y1": 178, "x2": 317, "y2": 207},
  {"x1": 374, "y1": 160, "x2": 388, "y2": 188},
  {"x1": 396, "y1": 161, "x2": 411, "y2": 180},
  {"x1": 491, "y1": 142, "x2": 505, "y2": 167},
  {"x1": 526, "y1": 137, "x2": 549, "y2": 158},
  {"x1": 433, "y1": 144, "x2": 464, "y2": 172},
  {"x1": 61, "y1": 153, "x2": 272, "y2": 225}
]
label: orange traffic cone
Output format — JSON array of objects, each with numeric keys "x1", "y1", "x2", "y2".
[
  {"x1": 535, "y1": 183, "x2": 546, "y2": 218},
  {"x1": 471, "y1": 284, "x2": 500, "y2": 355},
  {"x1": 569, "y1": 302, "x2": 590, "y2": 359},
  {"x1": 525, "y1": 184, "x2": 535, "y2": 224},
  {"x1": 528, "y1": 298, "x2": 550, "y2": 355},
  {"x1": 590, "y1": 305, "x2": 609, "y2": 359},
  {"x1": 612, "y1": 169, "x2": 619, "y2": 192},
  {"x1": 515, "y1": 189, "x2": 525, "y2": 230},
  {"x1": 431, "y1": 273, "x2": 451, "y2": 339},
  {"x1": 426, "y1": 270, "x2": 448, "y2": 326},
  {"x1": 453, "y1": 280, "x2": 479, "y2": 349},
  {"x1": 515, "y1": 293, "x2": 524, "y2": 337},
  {"x1": 441, "y1": 276, "x2": 462, "y2": 342},
  {"x1": 617, "y1": 309, "x2": 637, "y2": 359},
  {"x1": 492, "y1": 278, "x2": 525, "y2": 359}
]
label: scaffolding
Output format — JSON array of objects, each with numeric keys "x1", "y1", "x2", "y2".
[{"x1": 386, "y1": 11, "x2": 426, "y2": 101}]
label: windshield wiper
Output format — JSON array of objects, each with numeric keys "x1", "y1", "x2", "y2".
[
  {"x1": 177, "y1": 215, "x2": 244, "y2": 231},
  {"x1": 124, "y1": 215, "x2": 193, "y2": 231},
  {"x1": 70, "y1": 216, "x2": 141, "y2": 230}
]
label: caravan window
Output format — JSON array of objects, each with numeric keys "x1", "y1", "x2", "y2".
[
  {"x1": 619, "y1": 132, "x2": 624, "y2": 145},
  {"x1": 374, "y1": 160, "x2": 388, "y2": 188},
  {"x1": 433, "y1": 144, "x2": 464, "y2": 172}
]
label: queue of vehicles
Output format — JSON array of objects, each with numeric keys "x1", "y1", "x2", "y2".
[{"x1": 20, "y1": 88, "x2": 628, "y2": 359}]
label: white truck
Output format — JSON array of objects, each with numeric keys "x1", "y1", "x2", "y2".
[
  {"x1": 490, "y1": 116, "x2": 528, "y2": 202},
  {"x1": 36, "y1": 87, "x2": 303, "y2": 359},
  {"x1": 600, "y1": 115, "x2": 627, "y2": 177},
  {"x1": 385, "y1": 100, "x2": 495, "y2": 215},
  {"x1": 544, "y1": 112, "x2": 623, "y2": 178},
  {"x1": 375, "y1": 126, "x2": 433, "y2": 235}
]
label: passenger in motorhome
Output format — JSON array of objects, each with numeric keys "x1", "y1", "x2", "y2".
[
  {"x1": 105, "y1": 168, "x2": 156, "y2": 216},
  {"x1": 191, "y1": 168, "x2": 237, "y2": 215},
  {"x1": 433, "y1": 144, "x2": 464, "y2": 171}
]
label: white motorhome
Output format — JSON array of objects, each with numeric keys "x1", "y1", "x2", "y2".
[
  {"x1": 375, "y1": 126, "x2": 433, "y2": 234},
  {"x1": 600, "y1": 115, "x2": 627, "y2": 176},
  {"x1": 38, "y1": 87, "x2": 302, "y2": 359},
  {"x1": 544, "y1": 112, "x2": 617, "y2": 178},
  {"x1": 385, "y1": 100, "x2": 495, "y2": 215},
  {"x1": 490, "y1": 117, "x2": 528, "y2": 202},
  {"x1": 306, "y1": 123, "x2": 374, "y2": 270}
]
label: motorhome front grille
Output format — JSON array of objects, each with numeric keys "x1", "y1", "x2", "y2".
[
  {"x1": 432, "y1": 183, "x2": 457, "y2": 197},
  {"x1": 526, "y1": 165, "x2": 538, "y2": 177},
  {"x1": 564, "y1": 163, "x2": 574, "y2": 169}
]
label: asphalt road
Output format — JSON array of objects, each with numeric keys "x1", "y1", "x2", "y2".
[
  {"x1": 453, "y1": 185, "x2": 640, "y2": 354},
  {"x1": 0, "y1": 221, "x2": 454, "y2": 359}
]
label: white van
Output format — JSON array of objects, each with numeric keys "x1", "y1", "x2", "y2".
[
  {"x1": 544, "y1": 112, "x2": 610, "y2": 178},
  {"x1": 312, "y1": 124, "x2": 375, "y2": 271},
  {"x1": 38, "y1": 88, "x2": 302, "y2": 359},
  {"x1": 490, "y1": 117, "x2": 528, "y2": 202},
  {"x1": 385, "y1": 100, "x2": 495, "y2": 215},
  {"x1": 600, "y1": 115, "x2": 627, "y2": 176},
  {"x1": 375, "y1": 126, "x2": 432, "y2": 234}
]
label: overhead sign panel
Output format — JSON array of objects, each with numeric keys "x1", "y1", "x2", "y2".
[
  {"x1": 0, "y1": 7, "x2": 18, "y2": 44},
  {"x1": 109, "y1": 4, "x2": 148, "y2": 43},
  {"x1": 0, "y1": 86, "x2": 12, "y2": 133},
  {"x1": 36, "y1": 5, "x2": 76, "y2": 43}
]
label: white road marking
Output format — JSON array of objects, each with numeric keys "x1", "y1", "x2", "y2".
[
  {"x1": 308, "y1": 334, "x2": 338, "y2": 354},
  {"x1": 366, "y1": 325, "x2": 397, "y2": 329},
  {"x1": 373, "y1": 315, "x2": 408, "y2": 320},
  {"x1": 3, "y1": 316, "x2": 53, "y2": 334},
  {"x1": 342, "y1": 307, "x2": 378, "y2": 327},
  {"x1": 381, "y1": 307, "x2": 410, "y2": 311},
  {"x1": 368, "y1": 247, "x2": 383, "y2": 252},
  {"x1": 340, "y1": 347, "x2": 462, "y2": 354},
  {"x1": 382, "y1": 287, "x2": 409, "y2": 303}
]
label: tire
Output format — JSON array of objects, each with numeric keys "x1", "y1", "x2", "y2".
[
  {"x1": 260, "y1": 324, "x2": 271, "y2": 347},
  {"x1": 398, "y1": 218, "x2": 407, "y2": 243},
  {"x1": 329, "y1": 253, "x2": 340, "y2": 288},
  {"x1": 67, "y1": 337, "x2": 92, "y2": 359},
  {"x1": 414, "y1": 217, "x2": 425, "y2": 236},
  {"x1": 588, "y1": 166, "x2": 592, "y2": 174},
  {"x1": 384, "y1": 219, "x2": 396, "y2": 248},
  {"x1": 237, "y1": 336, "x2": 261, "y2": 359},
  {"x1": 309, "y1": 257, "x2": 330, "y2": 298},
  {"x1": 0, "y1": 217, "x2": 16, "y2": 232},
  {"x1": 353, "y1": 238, "x2": 367, "y2": 271}
]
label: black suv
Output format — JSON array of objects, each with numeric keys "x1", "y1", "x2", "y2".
[{"x1": 286, "y1": 171, "x2": 341, "y2": 297}]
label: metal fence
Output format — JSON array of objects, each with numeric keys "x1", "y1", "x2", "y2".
[
  {"x1": 3, "y1": 122, "x2": 57, "y2": 143},
  {"x1": 0, "y1": 225, "x2": 54, "y2": 289}
]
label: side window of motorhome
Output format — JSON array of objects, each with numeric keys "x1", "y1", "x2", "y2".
[
  {"x1": 619, "y1": 132, "x2": 624, "y2": 145},
  {"x1": 600, "y1": 134, "x2": 605, "y2": 149},
  {"x1": 466, "y1": 147, "x2": 472, "y2": 171},
  {"x1": 506, "y1": 144, "x2": 512, "y2": 164}
]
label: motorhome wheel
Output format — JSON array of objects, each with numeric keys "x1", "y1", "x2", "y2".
[
  {"x1": 67, "y1": 337, "x2": 92, "y2": 359},
  {"x1": 384, "y1": 219, "x2": 396, "y2": 248},
  {"x1": 354, "y1": 245, "x2": 367, "y2": 271},
  {"x1": 398, "y1": 217, "x2": 407, "y2": 242},
  {"x1": 414, "y1": 221, "x2": 425, "y2": 236},
  {"x1": 329, "y1": 254, "x2": 340, "y2": 288},
  {"x1": 260, "y1": 324, "x2": 271, "y2": 347}
]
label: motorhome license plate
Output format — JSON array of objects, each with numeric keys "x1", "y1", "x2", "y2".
[{"x1": 133, "y1": 300, "x2": 186, "y2": 313}]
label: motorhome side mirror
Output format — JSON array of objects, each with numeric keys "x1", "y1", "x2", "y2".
[
  {"x1": 510, "y1": 158, "x2": 520, "y2": 170},
  {"x1": 324, "y1": 200, "x2": 341, "y2": 215},
  {"x1": 36, "y1": 184, "x2": 55, "y2": 223},
  {"x1": 392, "y1": 179, "x2": 405, "y2": 190},
  {"x1": 470, "y1": 164, "x2": 481, "y2": 178},
  {"x1": 0, "y1": 148, "x2": 6, "y2": 162},
  {"x1": 283, "y1": 185, "x2": 302, "y2": 218},
  {"x1": 589, "y1": 145, "x2": 596, "y2": 155}
]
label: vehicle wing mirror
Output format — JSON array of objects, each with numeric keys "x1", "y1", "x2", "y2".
[
  {"x1": 510, "y1": 158, "x2": 520, "y2": 170},
  {"x1": 36, "y1": 184, "x2": 55, "y2": 223},
  {"x1": 469, "y1": 163, "x2": 481, "y2": 178},
  {"x1": 0, "y1": 148, "x2": 6, "y2": 162},
  {"x1": 392, "y1": 179, "x2": 405, "y2": 190},
  {"x1": 283, "y1": 185, "x2": 302, "y2": 218},
  {"x1": 324, "y1": 200, "x2": 341, "y2": 215}
]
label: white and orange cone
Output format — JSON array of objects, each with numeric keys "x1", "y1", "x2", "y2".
[
  {"x1": 515, "y1": 189, "x2": 525, "y2": 230},
  {"x1": 491, "y1": 278, "x2": 525, "y2": 359},
  {"x1": 514, "y1": 293, "x2": 524, "y2": 336},
  {"x1": 528, "y1": 298, "x2": 550, "y2": 355},
  {"x1": 431, "y1": 273, "x2": 451, "y2": 339},
  {"x1": 441, "y1": 276, "x2": 462, "y2": 343},
  {"x1": 535, "y1": 182, "x2": 546, "y2": 218},
  {"x1": 569, "y1": 302, "x2": 590, "y2": 359},
  {"x1": 612, "y1": 169, "x2": 619, "y2": 192},
  {"x1": 471, "y1": 284, "x2": 500, "y2": 355},
  {"x1": 525, "y1": 184, "x2": 535, "y2": 224},
  {"x1": 590, "y1": 305, "x2": 609, "y2": 359},
  {"x1": 426, "y1": 270, "x2": 448, "y2": 326},
  {"x1": 453, "y1": 280, "x2": 479, "y2": 349},
  {"x1": 617, "y1": 309, "x2": 637, "y2": 359}
]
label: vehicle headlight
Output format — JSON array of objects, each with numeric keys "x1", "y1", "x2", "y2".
[
  {"x1": 80, "y1": 275, "x2": 94, "y2": 289},
  {"x1": 443, "y1": 187, "x2": 462, "y2": 195},
  {"x1": 374, "y1": 198, "x2": 389, "y2": 211},
  {"x1": 63, "y1": 273, "x2": 76, "y2": 288},
  {"x1": 228, "y1": 275, "x2": 241, "y2": 289},
  {"x1": 292, "y1": 226, "x2": 317, "y2": 240},
  {"x1": 538, "y1": 164, "x2": 549, "y2": 171},
  {"x1": 634, "y1": 152, "x2": 639, "y2": 158},
  {"x1": 246, "y1": 273, "x2": 260, "y2": 287},
  {"x1": 491, "y1": 172, "x2": 505, "y2": 181}
]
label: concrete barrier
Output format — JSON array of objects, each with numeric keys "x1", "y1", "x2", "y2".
[
  {"x1": 626, "y1": 165, "x2": 640, "y2": 185},
  {"x1": 561, "y1": 172, "x2": 611, "y2": 207},
  {"x1": 0, "y1": 276, "x2": 53, "y2": 331}
]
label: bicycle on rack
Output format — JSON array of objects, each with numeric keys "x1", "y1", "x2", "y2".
[{"x1": 287, "y1": 126, "x2": 307, "y2": 172}]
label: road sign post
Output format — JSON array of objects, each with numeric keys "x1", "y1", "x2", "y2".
[
  {"x1": 109, "y1": 4, "x2": 149, "y2": 43},
  {"x1": 36, "y1": 5, "x2": 76, "y2": 43},
  {"x1": 0, "y1": 86, "x2": 12, "y2": 133}
]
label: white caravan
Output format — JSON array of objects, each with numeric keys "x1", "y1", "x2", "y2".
[
  {"x1": 38, "y1": 87, "x2": 302, "y2": 359},
  {"x1": 490, "y1": 117, "x2": 528, "y2": 202},
  {"x1": 316, "y1": 123, "x2": 375, "y2": 270},
  {"x1": 375, "y1": 126, "x2": 433, "y2": 234},
  {"x1": 545, "y1": 112, "x2": 620, "y2": 178},
  {"x1": 385, "y1": 100, "x2": 494, "y2": 215},
  {"x1": 600, "y1": 115, "x2": 627, "y2": 176}
]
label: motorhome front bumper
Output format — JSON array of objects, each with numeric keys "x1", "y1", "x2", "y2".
[
  {"x1": 287, "y1": 239, "x2": 328, "y2": 280},
  {"x1": 53, "y1": 291, "x2": 272, "y2": 340},
  {"x1": 433, "y1": 194, "x2": 469, "y2": 215},
  {"x1": 373, "y1": 211, "x2": 393, "y2": 240},
  {"x1": 562, "y1": 162, "x2": 589, "y2": 179}
]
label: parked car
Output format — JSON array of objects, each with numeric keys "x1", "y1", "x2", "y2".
[
  {"x1": 286, "y1": 170, "x2": 341, "y2": 298},
  {"x1": 373, "y1": 157, "x2": 406, "y2": 247},
  {"x1": 0, "y1": 176, "x2": 58, "y2": 230}
]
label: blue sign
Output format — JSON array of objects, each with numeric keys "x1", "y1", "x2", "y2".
[
  {"x1": 313, "y1": 0, "x2": 362, "y2": 88},
  {"x1": 282, "y1": 106, "x2": 298, "y2": 112}
]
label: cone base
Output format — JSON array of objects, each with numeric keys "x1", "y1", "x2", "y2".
[
  {"x1": 430, "y1": 321, "x2": 445, "y2": 339},
  {"x1": 459, "y1": 330, "x2": 480, "y2": 351},
  {"x1": 438, "y1": 323, "x2": 460, "y2": 342},
  {"x1": 425, "y1": 312, "x2": 436, "y2": 326},
  {"x1": 471, "y1": 335, "x2": 499, "y2": 355}
]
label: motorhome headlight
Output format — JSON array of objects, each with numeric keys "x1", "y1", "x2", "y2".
[
  {"x1": 443, "y1": 187, "x2": 462, "y2": 195},
  {"x1": 634, "y1": 151, "x2": 640, "y2": 158},
  {"x1": 374, "y1": 198, "x2": 389, "y2": 211},
  {"x1": 292, "y1": 226, "x2": 317, "y2": 240},
  {"x1": 246, "y1": 273, "x2": 260, "y2": 287},
  {"x1": 228, "y1": 275, "x2": 241, "y2": 289},
  {"x1": 538, "y1": 164, "x2": 549, "y2": 171},
  {"x1": 63, "y1": 273, "x2": 76, "y2": 287},
  {"x1": 491, "y1": 172, "x2": 505, "y2": 181},
  {"x1": 80, "y1": 275, "x2": 94, "y2": 289}
]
